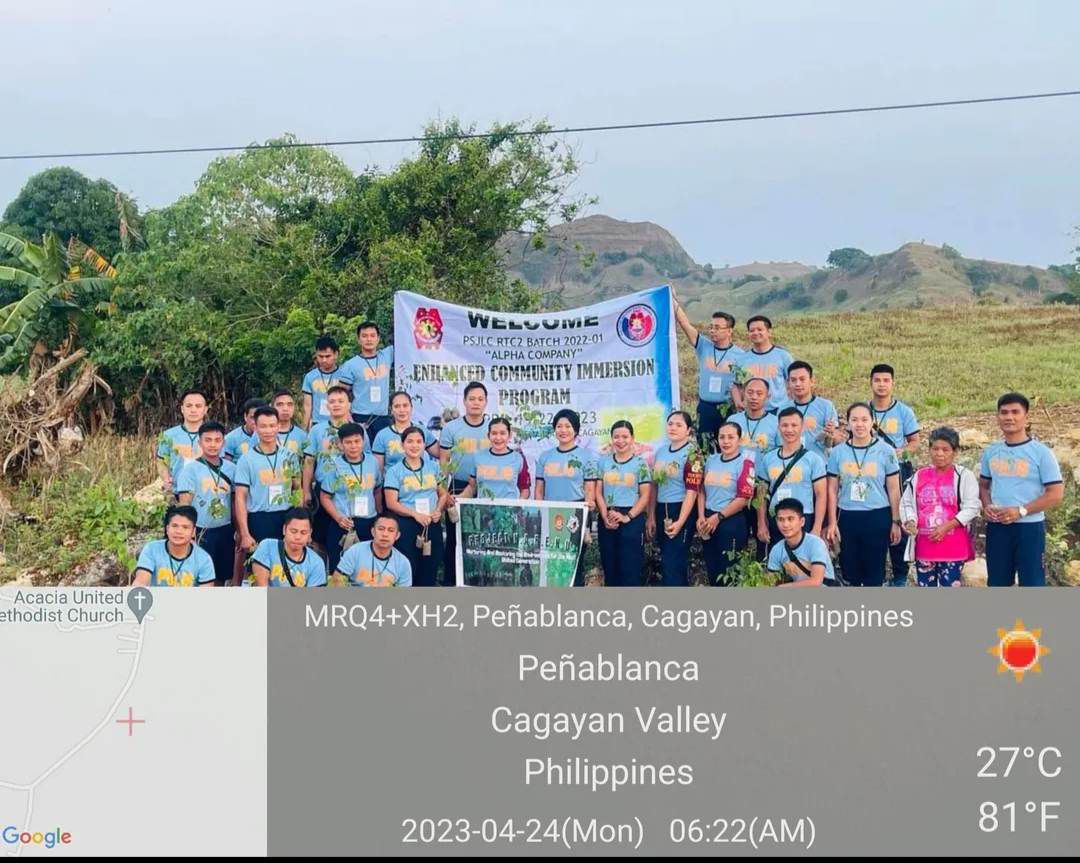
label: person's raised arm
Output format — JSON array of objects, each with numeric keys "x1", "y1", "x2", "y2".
[{"x1": 674, "y1": 295, "x2": 699, "y2": 346}]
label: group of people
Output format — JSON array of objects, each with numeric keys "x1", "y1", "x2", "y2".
[{"x1": 135, "y1": 306, "x2": 1065, "y2": 589}]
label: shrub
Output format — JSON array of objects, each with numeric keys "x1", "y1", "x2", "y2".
[
  {"x1": 628, "y1": 262, "x2": 644, "y2": 277},
  {"x1": 833, "y1": 288, "x2": 849, "y2": 304},
  {"x1": 826, "y1": 247, "x2": 872, "y2": 272}
]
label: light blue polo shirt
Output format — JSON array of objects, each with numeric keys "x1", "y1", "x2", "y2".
[
  {"x1": 135, "y1": 540, "x2": 216, "y2": 587},
  {"x1": 335, "y1": 541, "x2": 412, "y2": 587},
  {"x1": 472, "y1": 448, "x2": 527, "y2": 499},
  {"x1": 252, "y1": 538, "x2": 327, "y2": 587},
  {"x1": 535, "y1": 445, "x2": 599, "y2": 502},
  {"x1": 157, "y1": 424, "x2": 203, "y2": 485},
  {"x1": 694, "y1": 338, "x2": 747, "y2": 403},
  {"x1": 438, "y1": 416, "x2": 490, "y2": 484},
  {"x1": 234, "y1": 445, "x2": 302, "y2": 513},
  {"x1": 742, "y1": 346, "x2": 793, "y2": 411},
  {"x1": 728, "y1": 410, "x2": 781, "y2": 455},
  {"x1": 223, "y1": 425, "x2": 254, "y2": 462},
  {"x1": 341, "y1": 346, "x2": 394, "y2": 415},
  {"x1": 701, "y1": 452, "x2": 756, "y2": 513},
  {"x1": 318, "y1": 453, "x2": 381, "y2": 520},
  {"x1": 598, "y1": 453, "x2": 649, "y2": 508},
  {"x1": 384, "y1": 454, "x2": 441, "y2": 514},
  {"x1": 652, "y1": 441, "x2": 701, "y2": 505},
  {"x1": 756, "y1": 446, "x2": 827, "y2": 515},
  {"x1": 980, "y1": 439, "x2": 1063, "y2": 524},
  {"x1": 869, "y1": 399, "x2": 920, "y2": 450},
  {"x1": 302, "y1": 366, "x2": 350, "y2": 422},
  {"x1": 175, "y1": 458, "x2": 236, "y2": 529},
  {"x1": 373, "y1": 423, "x2": 437, "y2": 468},
  {"x1": 776, "y1": 396, "x2": 840, "y2": 458},
  {"x1": 827, "y1": 440, "x2": 900, "y2": 512},
  {"x1": 767, "y1": 532, "x2": 836, "y2": 583}
]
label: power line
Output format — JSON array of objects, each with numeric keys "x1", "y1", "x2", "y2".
[{"x1": 2, "y1": 88, "x2": 1078, "y2": 162}]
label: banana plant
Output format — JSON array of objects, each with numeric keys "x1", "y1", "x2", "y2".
[{"x1": 0, "y1": 231, "x2": 114, "y2": 369}]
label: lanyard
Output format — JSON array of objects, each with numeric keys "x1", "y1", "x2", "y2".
[
  {"x1": 404, "y1": 457, "x2": 426, "y2": 490},
  {"x1": 361, "y1": 352, "x2": 381, "y2": 376},
  {"x1": 183, "y1": 427, "x2": 199, "y2": 454},
  {"x1": 198, "y1": 457, "x2": 230, "y2": 490},
  {"x1": 167, "y1": 545, "x2": 194, "y2": 583},
  {"x1": 711, "y1": 344, "x2": 732, "y2": 369},
  {"x1": 745, "y1": 413, "x2": 766, "y2": 443},
  {"x1": 259, "y1": 446, "x2": 281, "y2": 477},
  {"x1": 317, "y1": 366, "x2": 337, "y2": 391},
  {"x1": 848, "y1": 443, "x2": 871, "y2": 476},
  {"x1": 792, "y1": 396, "x2": 815, "y2": 418},
  {"x1": 278, "y1": 425, "x2": 298, "y2": 449},
  {"x1": 344, "y1": 456, "x2": 367, "y2": 494},
  {"x1": 368, "y1": 549, "x2": 393, "y2": 582}
]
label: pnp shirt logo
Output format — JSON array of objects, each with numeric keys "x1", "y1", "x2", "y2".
[
  {"x1": 768, "y1": 465, "x2": 805, "y2": 482},
  {"x1": 156, "y1": 567, "x2": 195, "y2": 587},
  {"x1": 604, "y1": 470, "x2": 636, "y2": 487},
  {"x1": 544, "y1": 462, "x2": 578, "y2": 478},
  {"x1": 271, "y1": 564, "x2": 306, "y2": 587},
  {"x1": 841, "y1": 461, "x2": 879, "y2": 477},
  {"x1": 704, "y1": 357, "x2": 733, "y2": 372},
  {"x1": 990, "y1": 457, "x2": 1030, "y2": 478},
  {"x1": 478, "y1": 464, "x2": 514, "y2": 481},
  {"x1": 358, "y1": 568, "x2": 395, "y2": 587},
  {"x1": 705, "y1": 470, "x2": 733, "y2": 488},
  {"x1": 402, "y1": 473, "x2": 437, "y2": 491},
  {"x1": 258, "y1": 468, "x2": 285, "y2": 484}
]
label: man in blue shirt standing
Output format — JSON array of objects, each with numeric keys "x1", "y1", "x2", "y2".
[
  {"x1": 341, "y1": 321, "x2": 393, "y2": 440},
  {"x1": 776, "y1": 361, "x2": 840, "y2": 459},
  {"x1": 868, "y1": 363, "x2": 921, "y2": 586},
  {"x1": 674, "y1": 294, "x2": 745, "y2": 453},
  {"x1": 742, "y1": 315, "x2": 793, "y2": 412},
  {"x1": 301, "y1": 335, "x2": 349, "y2": 430},
  {"x1": 979, "y1": 392, "x2": 1064, "y2": 586}
]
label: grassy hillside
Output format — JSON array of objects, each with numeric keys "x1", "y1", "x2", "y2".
[
  {"x1": 676, "y1": 305, "x2": 1080, "y2": 420},
  {"x1": 502, "y1": 215, "x2": 1071, "y2": 318}
]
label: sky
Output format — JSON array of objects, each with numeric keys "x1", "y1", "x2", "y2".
[{"x1": 2, "y1": 0, "x2": 1078, "y2": 267}]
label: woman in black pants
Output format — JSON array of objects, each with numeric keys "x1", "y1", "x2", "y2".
[
  {"x1": 825, "y1": 403, "x2": 903, "y2": 586},
  {"x1": 697, "y1": 422, "x2": 757, "y2": 584}
]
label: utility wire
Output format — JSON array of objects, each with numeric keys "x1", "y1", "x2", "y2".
[{"x1": 1, "y1": 88, "x2": 1078, "y2": 162}]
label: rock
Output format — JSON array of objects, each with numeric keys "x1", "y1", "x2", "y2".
[
  {"x1": 958, "y1": 428, "x2": 990, "y2": 449},
  {"x1": 962, "y1": 557, "x2": 988, "y2": 587},
  {"x1": 133, "y1": 478, "x2": 165, "y2": 508},
  {"x1": 57, "y1": 424, "x2": 84, "y2": 457}
]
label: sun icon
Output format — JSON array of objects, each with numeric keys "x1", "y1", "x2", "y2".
[{"x1": 988, "y1": 619, "x2": 1049, "y2": 681}]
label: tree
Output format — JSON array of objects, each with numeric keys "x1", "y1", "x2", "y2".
[
  {"x1": 3, "y1": 168, "x2": 142, "y2": 262},
  {"x1": 0, "y1": 231, "x2": 112, "y2": 372},
  {"x1": 826, "y1": 247, "x2": 872, "y2": 272}
]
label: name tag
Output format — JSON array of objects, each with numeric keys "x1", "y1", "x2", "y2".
[
  {"x1": 849, "y1": 480, "x2": 870, "y2": 503},
  {"x1": 708, "y1": 377, "x2": 726, "y2": 394},
  {"x1": 352, "y1": 496, "x2": 370, "y2": 518},
  {"x1": 369, "y1": 386, "x2": 382, "y2": 404},
  {"x1": 415, "y1": 498, "x2": 431, "y2": 515},
  {"x1": 268, "y1": 484, "x2": 285, "y2": 503}
]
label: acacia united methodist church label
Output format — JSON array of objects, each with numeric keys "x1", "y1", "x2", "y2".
[{"x1": 394, "y1": 285, "x2": 681, "y2": 458}]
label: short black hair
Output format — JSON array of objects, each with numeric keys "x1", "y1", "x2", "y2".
[
  {"x1": 997, "y1": 392, "x2": 1030, "y2": 412},
  {"x1": 747, "y1": 314, "x2": 773, "y2": 329},
  {"x1": 357, "y1": 321, "x2": 380, "y2": 336},
  {"x1": 718, "y1": 421, "x2": 742, "y2": 437},
  {"x1": 777, "y1": 406, "x2": 803, "y2": 421},
  {"x1": 253, "y1": 406, "x2": 279, "y2": 423},
  {"x1": 283, "y1": 507, "x2": 312, "y2": 527},
  {"x1": 870, "y1": 363, "x2": 895, "y2": 379},
  {"x1": 928, "y1": 426, "x2": 960, "y2": 450},
  {"x1": 788, "y1": 360, "x2": 813, "y2": 378},
  {"x1": 552, "y1": 408, "x2": 580, "y2": 435},
  {"x1": 180, "y1": 388, "x2": 208, "y2": 404},
  {"x1": 744, "y1": 376, "x2": 771, "y2": 391},
  {"x1": 315, "y1": 335, "x2": 339, "y2": 352},
  {"x1": 774, "y1": 498, "x2": 805, "y2": 517},
  {"x1": 326, "y1": 384, "x2": 351, "y2": 399},
  {"x1": 666, "y1": 410, "x2": 694, "y2": 429},
  {"x1": 164, "y1": 505, "x2": 198, "y2": 530},
  {"x1": 610, "y1": 419, "x2": 634, "y2": 436},
  {"x1": 373, "y1": 513, "x2": 400, "y2": 530},
  {"x1": 711, "y1": 311, "x2": 735, "y2": 328},
  {"x1": 389, "y1": 390, "x2": 413, "y2": 407},
  {"x1": 399, "y1": 424, "x2": 427, "y2": 444},
  {"x1": 337, "y1": 422, "x2": 365, "y2": 441},
  {"x1": 242, "y1": 398, "x2": 268, "y2": 416},
  {"x1": 271, "y1": 389, "x2": 294, "y2": 403},
  {"x1": 463, "y1": 381, "x2": 487, "y2": 399},
  {"x1": 198, "y1": 421, "x2": 227, "y2": 437}
]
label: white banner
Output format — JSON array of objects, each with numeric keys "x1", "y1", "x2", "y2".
[{"x1": 393, "y1": 285, "x2": 681, "y2": 462}]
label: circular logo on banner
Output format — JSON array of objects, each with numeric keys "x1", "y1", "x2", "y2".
[{"x1": 616, "y1": 303, "x2": 657, "y2": 347}]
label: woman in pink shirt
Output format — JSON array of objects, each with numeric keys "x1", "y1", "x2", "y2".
[{"x1": 899, "y1": 427, "x2": 981, "y2": 586}]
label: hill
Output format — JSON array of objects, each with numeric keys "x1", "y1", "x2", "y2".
[{"x1": 499, "y1": 215, "x2": 1070, "y2": 318}]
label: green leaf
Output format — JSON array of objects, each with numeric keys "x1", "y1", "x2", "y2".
[{"x1": 0, "y1": 265, "x2": 45, "y2": 291}]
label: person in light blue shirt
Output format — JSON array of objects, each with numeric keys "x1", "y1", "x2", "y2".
[
  {"x1": 767, "y1": 499, "x2": 837, "y2": 587},
  {"x1": 384, "y1": 427, "x2": 451, "y2": 587},
  {"x1": 869, "y1": 363, "x2": 922, "y2": 586},
  {"x1": 728, "y1": 378, "x2": 781, "y2": 455},
  {"x1": 301, "y1": 335, "x2": 350, "y2": 429},
  {"x1": 697, "y1": 422, "x2": 756, "y2": 585},
  {"x1": 755, "y1": 407, "x2": 827, "y2": 547},
  {"x1": 133, "y1": 506, "x2": 216, "y2": 587},
  {"x1": 648, "y1": 411, "x2": 704, "y2": 586},
  {"x1": 234, "y1": 406, "x2": 304, "y2": 551},
  {"x1": 176, "y1": 421, "x2": 236, "y2": 585},
  {"x1": 333, "y1": 515, "x2": 413, "y2": 587},
  {"x1": 251, "y1": 509, "x2": 327, "y2": 587},
  {"x1": 464, "y1": 418, "x2": 529, "y2": 500},
  {"x1": 979, "y1": 392, "x2": 1065, "y2": 587},
  {"x1": 317, "y1": 423, "x2": 383, "y2": 574},
  {"x1": 776, "y1": 361, "x2": 840, "y2": 459},
  {"x1": 373, "y1": 391, "x2": 438, "y2": 470},
  {"x1": 596, "y1": 420, "x2": 651, "y2": 587},
  {"x1": 253, "y1": 390, "x2": 308, "y2": 456},
  {"x1": 340, "y1": 321, "x2": 394, "y2": 438},
  {"x1": 742, "y1": 315, "x2": 793, "y2": 411},
  {"x1": 826, "y1": 403, "x2": 902, "y2": 586},
  {"x1": 534, "y1": 409, "x2": 599, "y2": 587},
  {"x1": 156, "y1": 388, "x2": 209, "y2": 495},
  {"x1": 224, "y1": 398, "x2": 267, "y2": 462}
]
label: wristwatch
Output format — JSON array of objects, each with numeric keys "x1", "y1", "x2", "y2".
[{"x1": 1018, "y1": 505, "x2": 1029, "y2": 519}]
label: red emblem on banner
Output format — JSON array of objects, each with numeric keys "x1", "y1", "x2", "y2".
[{"x1": 413, "y1": 307, "x2": 444, "y2": 350}]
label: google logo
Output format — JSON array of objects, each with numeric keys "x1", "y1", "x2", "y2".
[{"x1": 2, "y1": 826, "x2": 73, "y2": 849}]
